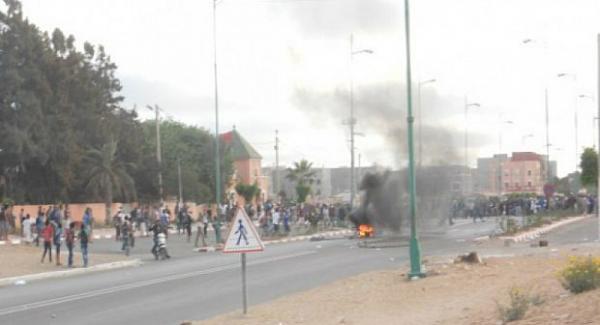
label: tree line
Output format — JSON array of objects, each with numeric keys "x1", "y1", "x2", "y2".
[{"x1": 0, "y1": 0, "x2": 233, "y2": 205}]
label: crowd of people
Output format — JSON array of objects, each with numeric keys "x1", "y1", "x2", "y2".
[
  {"x1": 0, "y1": 203, "x2": 92, "y2": 267},
  {"x1": 449, "y1": 193, "x2": 596, "y2": 224}
]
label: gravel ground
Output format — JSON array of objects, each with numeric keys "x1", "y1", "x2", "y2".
[
  {"x1": 191, "y1": 245, "x2": 600, "y2": 325},
  {"x1": 0, "y1": 244, "x2": 130, "y2": 278}
]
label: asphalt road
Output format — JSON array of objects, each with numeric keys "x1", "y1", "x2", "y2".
[{"x1": 0, "y1": 218, "x2": 540, "y2": 325}]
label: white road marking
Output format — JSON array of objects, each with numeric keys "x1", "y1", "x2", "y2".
[{"x1": 0, "y1": 250, "x2": 316, "y2": 317}]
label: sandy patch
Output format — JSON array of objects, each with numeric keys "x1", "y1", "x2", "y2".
[{"x1": 191, "y1": 247, "x2": 600, "y2": 325}]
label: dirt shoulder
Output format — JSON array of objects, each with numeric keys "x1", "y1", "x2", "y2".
[
  {"x1": 191, "y1": 246, "x2": 600, "y2": 325},
  {"x1": 0, "y1": 244, "x2": 131, "y2": 279}
]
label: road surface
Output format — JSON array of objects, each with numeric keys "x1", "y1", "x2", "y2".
[{"x1": 0, "y1": 217, "x2": 581, "y2": 325}]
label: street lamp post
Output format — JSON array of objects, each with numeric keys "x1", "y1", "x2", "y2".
[
  {"x1": 403, "y1": 0, "x2": 424, "y2": 278},
  {"x1": 417, "y1": 78, "x2": 436, "y2": 167},
  {"x1": 522, "y1": 38, "x2": 552, "y2": 182},
  {"x1": 557, "y1": 73, "x2": 578, "y2": 171},
  {"x1": 213, "y1": 0, "x2": 222, "y2": 209},
  {"x1": 464, "y1": 97, "x2": 480, "y2": 195},
  {"x1": 147, "y1": 104, "x2": 164, "y2": 203},
  {"x1": 349, "y1": 34, "x2": 373, "y2": 209}
]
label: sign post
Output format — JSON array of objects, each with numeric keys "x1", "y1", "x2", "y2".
[{"x1": 223, "y1": 208, "x2": 264, "y2": 314}]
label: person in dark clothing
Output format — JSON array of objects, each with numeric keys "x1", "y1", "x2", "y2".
[
  {"x1": 65, "y1": 222, "x2": 76, "y2": 267},
  {"x1": 79, "y1": 224, "x2": 90, "y2": 267}
]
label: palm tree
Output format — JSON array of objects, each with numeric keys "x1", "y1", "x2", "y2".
[
  {"x1": 286, "y1": 160, "x2": 316, "y2": 203},
  {"x1": 84, "y1": 140, "x2": 136, "y2": 224}
]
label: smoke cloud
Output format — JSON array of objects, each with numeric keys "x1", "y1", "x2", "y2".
[{"x1": 293, "y1": 82, "x2": 491, "y2": 167}]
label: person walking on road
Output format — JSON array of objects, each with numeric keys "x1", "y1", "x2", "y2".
[
  {"x1": 182, "y1": 208, "x2": 192, "y2": 243},
  {"x1": 40, "y1": 219, "x2": 54, "y2": 263},
  {"x1": 54, "y1": 222, "x2": 63, "y2": 266},
  {"x1": 121, "y1": 216, "x2": 132, "y2": 256},
  {"x1": 34, "y1": 209, "x2": 44, "y2": 246},
  {"x1": 195, "y1": 209, "x2": 210, "y2": 248},
  {"x1": 65, "y1": 222, "x2": 75, "y2": 267}
]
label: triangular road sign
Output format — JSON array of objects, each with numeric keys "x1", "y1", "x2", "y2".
[{"x1": 223, "y1": 208, "x2": 264, "y2": 253}]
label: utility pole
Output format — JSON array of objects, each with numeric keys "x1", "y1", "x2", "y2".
[
  {"x1": 348, "y1": 34, "x2": 373, "y2": 209},
  {"x1": 147, "y1": 105, "x2": 164, "y2": 203},
  {"x1": 349, "y1": 34, "x2": 356, "y2": 209},
  {"x1": 178, "y1": 157, "x2": 183, "y2": 203},
  {"x1": 403, "y1": 0, "x2": 423, "y2": 278},
  {"x1": 596, "y1": 34, "x2": 600, "y2": 236},
  {"x1": 274, "y1": 129, "x2": 280, "y2": 199},
  {"x1": 213, "y1": 0, "x2": 221, "y2": 208},
  {"x1": 545, "y1": 88, "x2": 551, "y2": 181}
]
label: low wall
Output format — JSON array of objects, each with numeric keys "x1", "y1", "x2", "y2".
[{"x1": 12, "y1": 201, "x2": 209, "y2": 228}]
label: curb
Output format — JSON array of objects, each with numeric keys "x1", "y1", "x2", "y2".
[
  {"x1": 0, "y1": 259, "x2": 142, "y2": 287},
  {"x1": 499, "y1": 215, "x2": 589, "y2": 243},
  {"x1": 192, "y1": 229, "x2": 354, "y2": 253}
]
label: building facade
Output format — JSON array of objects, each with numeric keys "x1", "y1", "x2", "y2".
[{"x1": 220, "y1": 129, "x2": 268, "y2": 203}]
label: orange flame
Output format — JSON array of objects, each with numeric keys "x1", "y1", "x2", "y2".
[{"x1": 358, "y1": 224, "x2": 374, "y2": 238}]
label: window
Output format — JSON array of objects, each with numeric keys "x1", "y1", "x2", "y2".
[
  {"x1": 528, "y1": 170, "x2": 532, "y2": 176},
  {"x1": 505, "y1": 182, "x2": 509, "y2": 189},
  {"x1": 515, "y1": 182, "x2": 519, "y2": 188},
  {"x1": 528, "y1": 181, "x2": 532, "y2": 187}
]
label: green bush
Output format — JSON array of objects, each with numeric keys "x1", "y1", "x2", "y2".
[
  {"x1": 560, "y1": 256, "x2": 600, "y2": 294},
  {"x1": 497, "y1": 287, "x2": 531, "y2": 323}
]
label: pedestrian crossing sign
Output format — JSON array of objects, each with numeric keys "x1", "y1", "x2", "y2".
[{"x1": 223, "y1": 208, "x2": 264, "y2": 253}]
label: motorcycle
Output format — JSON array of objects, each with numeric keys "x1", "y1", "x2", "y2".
[{"x1": 154, "y1": 232, "x2": 170, "y2": 260}]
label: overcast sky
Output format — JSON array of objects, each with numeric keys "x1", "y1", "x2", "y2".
[{"x1": 19, "y1": 0, "x2": 600, "y2": 176}]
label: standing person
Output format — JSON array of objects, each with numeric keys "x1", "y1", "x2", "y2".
[
  {"x1": 79, "y1": 223, "x2": 90, "y2": 268},
  {"x1": 283, "y1": 208, "x2": 291, "y2": 234},
  {"x1": 34, "y1": 209, "x2": 44, "y2": 247},
  {"x1": 183, "y1": 208, "x2": 192, "y2": 243},
  {"x1": 82, "y1": 207, "x2": 93, "y2": 241},
  {"x1": 65, "y1": 222, "x2": 76, "y2": 268},
  {"x1": 0, "y1": 204, "x2": 8, "y2": 241},
  {"x1": 212, "y1": 212, "x2": 222, "y2": 245},
  {"x1": 22, "y1": 214, "x2": 33, "y2": 244},
  {"x1": 113, "y1": 207, "x2": 124, "y2": 241},
  {"x1": 40, "y1": 219, "x2": 54, "y2": 263},
  {"x1": 121, "y1": 216, "x2": 132, "y2": 256},
  {"x1": 54, "y1": 222, "x2": 63, "y2": 266},
  {"x1": 195, "y1": 209, "x2": 210, "y2": 248},
  {"x1": 272, "y1": 208, "x2": 280, "y2": 234}
]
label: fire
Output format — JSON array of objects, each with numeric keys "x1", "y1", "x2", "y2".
[{"x1": 358, "y1": 224, "x2": 374, "y2": 238}]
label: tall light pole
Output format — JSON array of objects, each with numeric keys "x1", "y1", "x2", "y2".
[
  {"x1": 594, "y1": 116, "x2": 599, "y2": 149},
  {"x1": 177, "y1": 157, "x2": 183, "y2": 203},
  {"x1": 557, "y1": 73, "x2": 578, "y2": 171},
  {"x1": 417, "y1": 78, "x2": 436, "y2": 167},
  {"x1": 213, "y1": 0, "x2": 222, "y2": 208},
  {"x1": 403, "y1": 0, "x2": 423, "y2": 278},
  {"x1": 596, "y1": 34, "x2": 600, "y2": 234},
  {"x1": 274, "y1": 129, "x2": 280, "y2": 199},
  {"x1": 349, "y1": 34, "x2": 373, "y2": 209},
  {"x1": 147, "y1": 104, "x2": 164, "y2": 203},
  {"x1": 522, "y1": 38, "x2": 552, "y2": 182},
  {"x1": 464, "y1": 97, "x2": 480, "y2": 195}
]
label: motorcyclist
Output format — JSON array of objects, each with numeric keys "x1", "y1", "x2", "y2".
[{"x1": 149, "y1": 220, "x2": 170, "y2": 259}]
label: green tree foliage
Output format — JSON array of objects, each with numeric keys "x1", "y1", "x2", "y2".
[
  {"x1": 286, "y1": 160, "x2": 316, "y2": 203},
  {"x1": 139, "y1": 120, "x2": 234, "y2": 204},
  {"x1": 0, "y1": 1, "x2": 233, "y2": 205},
  {"x1": 235, "y1": 182, "x2": 259, "y2": 204},
  {"x1": 83, "y1": 140, "x2": 136, "y2": 224},
  {"x1": 580, "y1": 147, "x2": 598, "y2": 189}
]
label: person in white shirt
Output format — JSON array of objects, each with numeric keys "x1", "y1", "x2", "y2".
[
  {"x1": 22, "y1": 215, "x2": 33, "y2": 244},
  {"x1": 272, "y1": 208, "x2": 281, "y2": 234}
]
